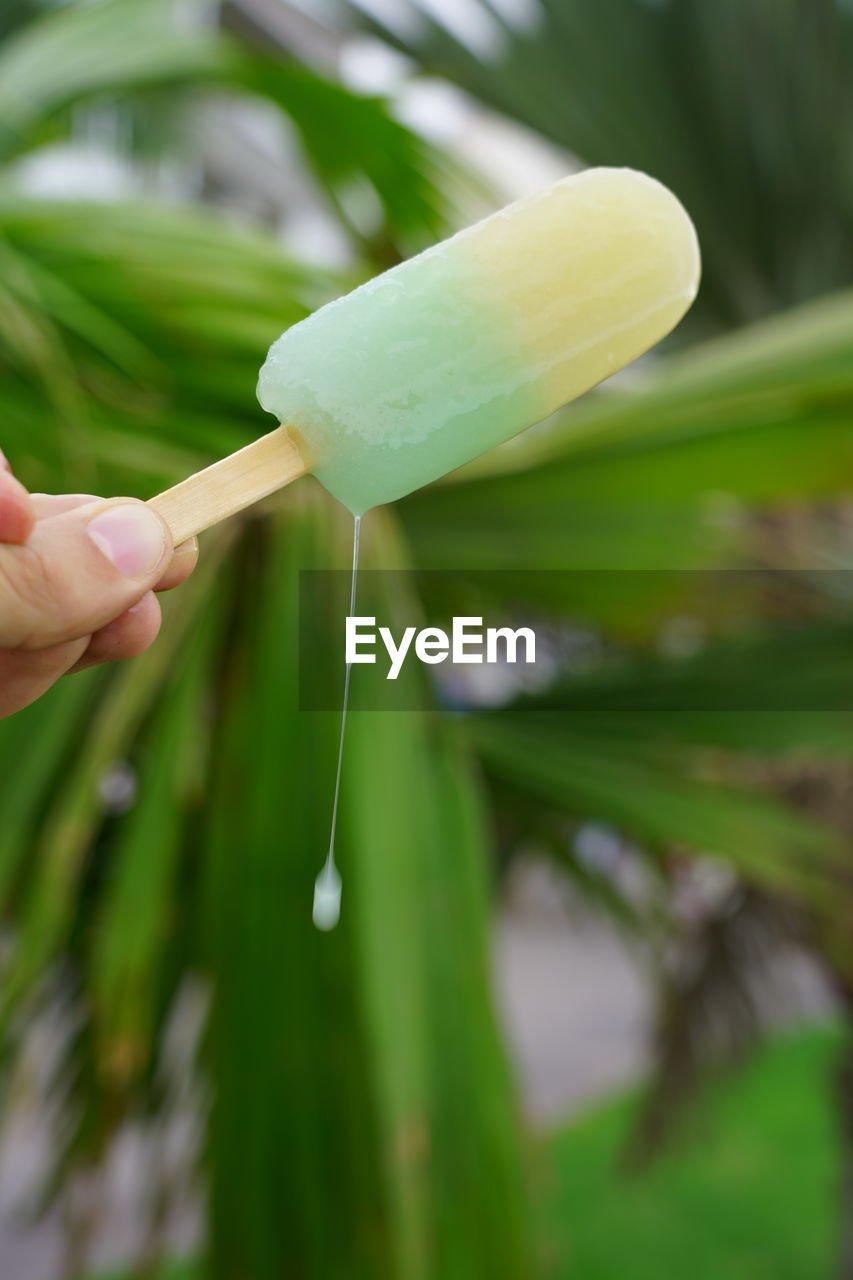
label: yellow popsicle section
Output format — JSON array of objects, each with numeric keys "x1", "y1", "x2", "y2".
[
  {"x1": 468, "y1": 166, "x2": 700, "y2": 419},
  {"x1": 257, "y1": 167, "x2": 700, "y2": 515}
]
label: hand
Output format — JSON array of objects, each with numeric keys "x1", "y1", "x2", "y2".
[{"x1": 0, "y1": 450, "x2": 198, "y2": 718}]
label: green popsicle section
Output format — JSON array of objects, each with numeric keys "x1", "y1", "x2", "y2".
[{"x1": 257, "y1": 167, "x2": 700, "y2": 515}]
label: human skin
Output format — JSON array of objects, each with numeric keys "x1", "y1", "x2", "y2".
[{"x1": 0, "y1": 450, "x2": 197, "y2": 718}]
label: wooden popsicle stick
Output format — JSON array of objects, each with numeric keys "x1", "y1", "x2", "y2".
[{"x1": 148, "y1": 425, "x2": 309, "y2": 545}]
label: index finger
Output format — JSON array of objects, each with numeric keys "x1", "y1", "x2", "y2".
[
  {"x1": 0, "y1": 466, "x2": 34, "y2": 546},
  {"x1": 31, "y1": 493, "x2": 100, "y2": 520}
]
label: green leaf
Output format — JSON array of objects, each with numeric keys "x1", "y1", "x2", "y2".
[
  {"x1": 0, "y1": 668, "x2": 101, "y2": 914},
  {"x1": 467, "y1": 712, "x2": 840, "y2": 908},
  {"x1": 90, "y1": 560, "x2": 227, "y2": 1086},
  {"x1": 0, "y1": 539, "x2": 226, "y2": 1019},
  {"x1": 349, "y1": 0, "x2": 853, "y2": 332},
  {"x1": 400, "y1": 290, "x2": 853, "y2": 613},
  {"x1": 0, "y1": 0, "x2": 220, "y2": 157},
  {"x1": 228, "y1": 55, "x2": 453, "y2": 255},
  {"x1": 203, "y1": 496, "x2": 532, "y2": 1280}
]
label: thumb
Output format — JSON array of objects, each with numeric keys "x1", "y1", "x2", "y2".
[{"x1": 0, "y1": 499, "x2": 172, "y2": 650}]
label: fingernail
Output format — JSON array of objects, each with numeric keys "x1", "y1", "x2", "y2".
[
  {"x1": 175, "y1": 536, "x2": 199, "y2": 556},
  {"x1": 86, "y1": 503, "x2": 167, "y2": 577}
]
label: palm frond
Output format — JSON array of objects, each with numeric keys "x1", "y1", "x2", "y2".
[
  {"x1": 3, "y1": 5, "x2": 853, "y2": 1270},
  {"x1": 400, "y1": 290, "x2": 853, "y2": 617},
  {"x1": 0, "y1": 0, "x2": 220, "y2": 158},
  {"x1": 342, "y1": 0, "x2": 853, "y2": 332},
  {"x1": 467, "y1": 711, "x2": 841, "y2": 910},
  {"x1": 200, "y1": 496, "x2": 532, "y2": 1279},
  {"x1": 0, "y1": 0, "x2": 454, "y2": 252}
]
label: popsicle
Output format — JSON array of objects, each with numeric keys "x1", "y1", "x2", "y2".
[{"x1": 149, "y1": 167, "x2": 700, "y2": 539}]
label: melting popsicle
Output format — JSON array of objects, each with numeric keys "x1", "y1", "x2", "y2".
[
  {"x1": 257, "y1": 166, "x2": 700, "y2": 515},
  {"x1": 149, "y1": 166, "x2": 700, "y2": 539},
  {"x1": 145, "y1": 166, "x2": 701, "y2": 933}
]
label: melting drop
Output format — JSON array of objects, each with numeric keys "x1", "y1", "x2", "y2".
[
  {"x1": 313, "y1": 514, "x2": 361, "y2": 931},
  {"x1": 312, "y1": 862, "x2": 342, "y2": 931}
]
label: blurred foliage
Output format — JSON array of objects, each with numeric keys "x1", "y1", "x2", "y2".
[
  {"x1": 97, "y1": 1026, "x2": 849, "y2": 1280},
  {"x1": 402, "y1": 286, "x2": 853, "y2": 585},
  {"x1": 343, "y1": 0, "x2": 853, "y2": 336},
  {"x1": 545, "y1": 1026, "x2": 843, "y2": 1278},
  {"x1": 0, "y1": 0, "x2": 455, "y2": 254},
  {"x1": 0, "y1": 0, "x2": 851, "y2": 1277}
]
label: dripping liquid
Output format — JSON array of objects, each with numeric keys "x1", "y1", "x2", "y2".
[{"x1": 312, "y1": 514, "x2": 360, "y2": 930}]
